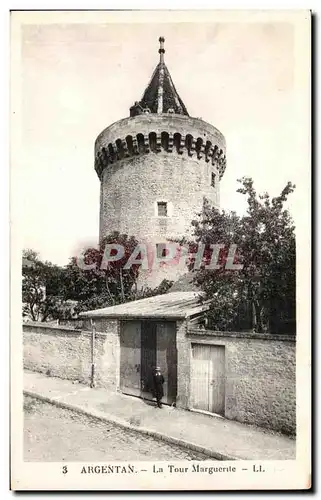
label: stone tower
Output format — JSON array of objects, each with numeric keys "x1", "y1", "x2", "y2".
[{"x1": 94, "y1": 37, "x2": 226, "y2": 287}]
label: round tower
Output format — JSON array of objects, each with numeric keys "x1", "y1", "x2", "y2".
[{"x1": 94, "y1": 38, "x2": 226, "y2": 287}]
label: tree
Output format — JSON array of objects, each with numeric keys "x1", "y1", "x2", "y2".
[
  {"x1": 64, "y1": 232, "x2": 149, "y2": 313},
  {"x1": 188, "y1": 177, "x2": 296, "y2": 333},
  {"x1": 132, "y1": 279, "x2": 174, "y2": 300},
  {"x1": 22, "y1": 249, "x2": 70, "y2": 322},
  {"x1": 22, "y1": 233, "x2": 175, "y2": 321}
]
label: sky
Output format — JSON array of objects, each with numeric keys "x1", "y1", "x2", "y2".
[{"x1": 14, "y1": 11, "x2": 309, "y2": 265}]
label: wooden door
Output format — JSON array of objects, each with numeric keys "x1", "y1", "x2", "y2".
[
  {"x1": 119, "y1": 321, "x2": 141, "y2": 397},
  {"x1": 191, "y1": 344, "x2": 225, "y2": 416},
  {"x1": 140, "y1": 321, "x2": 157, "y2": 400},
  {"x1": 191, "y1": 344, "x2": 211, "y2": 411},
  {"x1": 209, "y1": 345, "x2": 225, "y2": 415},
  {"x1": 156, "y1": 322, "x2": 177, "y2": 405}
]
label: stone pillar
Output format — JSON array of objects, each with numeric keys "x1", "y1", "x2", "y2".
[
  {"x1": 176, "y1": 320, "x2": 191, "y2": 409},
  {"x1": 143, "y1": 134, "x2": 150, "y2": 153},
  {"x1": 167, "y1": 133, "x2": 174, "y2": 152},
  {"x1": 92, "y1": 318, "x2": 121, "y2": 391},
  {"x1": 114, "y1": 320, "x2": 121, "y2": 391},
  {"x1": 132, "y1": 136, "x2": 139, "y2": 155},
  {"x1": 178, "y1": 135, "x2": 185, "y2": 154},
  {"x1": 121, "y1": 139, "x2": 130, "y2": 158},
  {"x1": 156, "y1": 133, "x2": 162, "y2": 152}
]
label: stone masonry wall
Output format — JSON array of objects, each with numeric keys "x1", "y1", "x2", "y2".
[
  {"x1": 100, "y1": 152, "x2": 219, "y2": 242},
  {"x1": 96, "y1": 114, "x2": 226, "y2": 288},
  {"x1": 23, "y1": 320, "x2": 120, "y2": 390},
  {"x1": 95, "y1": 114, "x2": 226, "y2": 154},
  {"x1": 24, "y1": 321, "x2": 296, "y2": 434},
  {"x1": 176, "y1": 322, "x2": 296, "y2": 435},
  {"x1": 100, "y1": 151, "x2": 219, "y2": 288}
]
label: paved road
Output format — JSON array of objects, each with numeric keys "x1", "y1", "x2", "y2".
[{"x1": 24, "y1": 396, "x2": 211, "y2": 462}]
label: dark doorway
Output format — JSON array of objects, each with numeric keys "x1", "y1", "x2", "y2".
[
  {"x1": 120, "y1": 320, "x2": 177, "y2": 405},
  {"x1": 156, "y1": 322, "x2": 177, "y2": 405},
  {"x1": 119, "y1": 321, "x2": 141, "y2": 397},
  {"x1": 140, "y1": 321, "x2": 157, "y2": 400}
]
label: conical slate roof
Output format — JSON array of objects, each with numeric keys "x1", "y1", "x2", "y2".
[{"x1": 130, "y1": 37, "x2": 189, "y2": 117}]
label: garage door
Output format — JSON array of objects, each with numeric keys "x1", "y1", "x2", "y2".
[
  {"x1": 191, "y1": 344, "x2": 225, "y2": 416},
  {"x1": 119, "y1": 321, "x2": 141, "y2": 397}
]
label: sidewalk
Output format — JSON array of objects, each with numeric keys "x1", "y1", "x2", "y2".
[{"x1": 24, "y1": 370, "x2": 295, "y2": 461}]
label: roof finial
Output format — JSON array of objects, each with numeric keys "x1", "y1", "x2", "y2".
[
  {"x1": 129, "y1": 36, "x2": 189, "y2": 117},
  {"x1": 159, "y1": 36, "x2": 165, "y2": 64}
]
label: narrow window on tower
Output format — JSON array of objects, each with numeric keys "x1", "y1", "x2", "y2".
[
  {"x1": 156, "y1": 243, "x2": 167, "y2": 258},
  {"x1": 157, "y1": 201, "x2": 168, "y2": 217},
  {"x1": 211, "y1": 172, "x2": 216, "y2": 187}
]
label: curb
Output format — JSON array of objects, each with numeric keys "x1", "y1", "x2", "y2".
[{"x1": 24, "y1": 390, "x2": 238, "y2": 461}]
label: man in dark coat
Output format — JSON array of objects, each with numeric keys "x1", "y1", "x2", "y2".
[{"x1": 152, "y1": 366, "x2": 164, "y2": 408}]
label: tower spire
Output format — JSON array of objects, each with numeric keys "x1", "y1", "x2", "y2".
[
  {"x1": 129, "y1": 36, "x2": 189, "y2": 117},
  {"x1": 157, "y1": 37, "x2": 165, "y2": 113},
  {"x1": 159, "y1": 36, "x2": 165, "y2": 64}
]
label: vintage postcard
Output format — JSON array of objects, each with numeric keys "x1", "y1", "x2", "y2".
[{"x1": 10, "y1": 9, "x2": 311, "y2": 491}]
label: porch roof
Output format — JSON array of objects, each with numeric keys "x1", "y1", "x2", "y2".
[{"x1": 79, "y1": 292, "x2": 208, "y2": 320}]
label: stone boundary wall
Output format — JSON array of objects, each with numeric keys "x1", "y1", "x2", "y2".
[
  {"x1": 189, "y1": 328, "x2": 296, "y2": 342},
  {"x1": 23, "y1": 321, "x2": 296, "y2": 435},
  {"x1": 23, "y1": 321, "x2": 120, "y2": 390},
  {"x1": 177, "y1": 323, "x2": 296, "y2": 435}
]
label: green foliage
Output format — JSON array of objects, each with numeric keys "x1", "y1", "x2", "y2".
[
  {"x1": 133, "y1": 279, "x2": 174, "y2": 300},
  {"x1": 64, "y1": 232, "x2": 141, "y2": 313},
  {"x1": 189, "y1": 177, "x2": 296, "y2": 333},
  {"x1": 22, "y1": 249, "x2": 72, "y2": 322},
  {"x1": 22, "y1": 232, "x2": 173, "y2": 320},
  {"x1": 65, "y1": 233, "x2": 174, "y2": 314}
]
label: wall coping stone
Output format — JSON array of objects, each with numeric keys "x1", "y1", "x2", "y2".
[
  {"x1": 23, "y1": 322, "x2": 110, "y2": 338},
  {"x1": 23, "y1": 322, "x2": 81, "y2": 332},
  {"x1": 187, "y1": 328, "x2": 296, "y2": 342}
]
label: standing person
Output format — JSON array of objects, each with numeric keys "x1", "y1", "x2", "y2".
[{"x1": 152, "y1": 366, "x2": 164, "y2": 408}]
